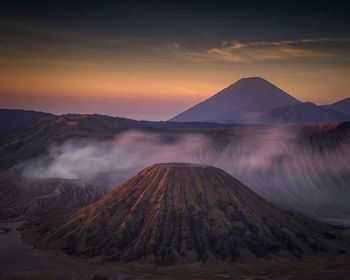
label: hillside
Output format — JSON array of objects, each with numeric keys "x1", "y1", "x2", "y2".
[
  {"x1": 250, "y1": 102, "x2": 350, "y2": 125},
  {"x1": 23, "y1": 163, "x2": 350, "y2": 264},
  {"x1": 323, "y1": 98, "x2": 350, "y2": 115},
  {"x1": 0, "y1": 109, "x2": 55, "y2": 135},
  {"x1": 0, "y1": 114, "x2": 153, "y2": 168},
  {"x1": 1, "y1": 114, "x2": 350, "y2": 222}
]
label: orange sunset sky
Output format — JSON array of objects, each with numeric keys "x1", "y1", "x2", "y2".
[{"x1": 1, "y1": 1, "x2": 350, "y2": 120}]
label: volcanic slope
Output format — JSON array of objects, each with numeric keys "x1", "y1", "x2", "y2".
[
  {"x1": 170, "y1": 77, "x2": 301, "y2": 123},
  {"x1": 24, "y1": 163, "x2": 350, "y2": 265},
  {"x1": 0, "y1": 168, "x2": 111, "y2": 221}
]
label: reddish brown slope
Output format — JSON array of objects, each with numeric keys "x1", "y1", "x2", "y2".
[{"x1": 24, "y1": 163, "x2": 350, "y2": 265}]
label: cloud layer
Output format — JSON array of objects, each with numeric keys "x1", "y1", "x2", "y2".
[{"x1": 156, "y1": 38, "x2": 350, "y2": 63}]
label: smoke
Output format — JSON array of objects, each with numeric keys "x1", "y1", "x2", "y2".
[
  {"x1": 21, "y1": 127, "x2": 350, "y2": 220},
  {"x1": 22, "y1": 131, "x2": 209, "y2": 181}
]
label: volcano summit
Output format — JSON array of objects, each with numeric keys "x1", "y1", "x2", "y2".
[{"x1": 170, "y1": 77, "x2": 350, "y2": 125}]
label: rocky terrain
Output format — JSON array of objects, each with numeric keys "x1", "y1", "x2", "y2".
[
  {"x1": 22, "y1": 163, "x2": 350, "y2": 265},
  {"x1": 0, "y1": 168, "x2": 112, "y2": 221},
  {"x1": 1, "y1": 114, "x2": 350, "y2": 222}
]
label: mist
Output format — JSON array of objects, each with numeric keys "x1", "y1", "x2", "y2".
[
  {"x1": 22, "y1": 128, "x2": 350, "y2": 221},
  {"x1": 22, "y1": 131, "x2": 209, "y2": 181}
]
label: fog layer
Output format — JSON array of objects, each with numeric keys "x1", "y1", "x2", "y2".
[{"x1": 22, "y1": 128, "x2": 350, "y2": 221}]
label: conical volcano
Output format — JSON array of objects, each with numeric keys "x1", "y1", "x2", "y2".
[
  {"x1": 25, "y1": 163, "x2": 349, "y2": 264},
  {"x1": 170, "y1": 77, "x2": 301, "y2": 123}
]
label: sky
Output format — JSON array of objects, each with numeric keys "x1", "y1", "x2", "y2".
[{"x1": 1, "y1": 0, "x2": 350, "y2": 120}]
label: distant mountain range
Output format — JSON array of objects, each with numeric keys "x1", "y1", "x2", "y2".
[
  {"x1": 1, "y1": 79, "x2": 349, "y2": 129},
  {"x1": 251, "y1": 102, "x2": 350, "y2": 125},
  {"x1": 322, "y1": 98, "x2": 350, "y2": 115},
  {"x1": 22, "y1": 163, "x2": 350, "y2": 264},
  {"x1": 170, "y1": 77, "x2": 350, "y2": 125},
  {"x1": 0, "y1": 109, "x2": 55, "y2": 135}
]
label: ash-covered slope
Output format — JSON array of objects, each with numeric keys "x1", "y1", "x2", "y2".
[
  {"x1": 0, "y1": 168, "x2": 111, "y2": 221},
  {"x1": 24, "y1": 163, "x2": 349, "y2": 264}
]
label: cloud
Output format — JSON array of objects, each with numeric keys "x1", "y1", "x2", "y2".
[
  {"x1": 207, "y1": 41, "x2": 332, "y2": 63},
  {"x1": 153, "y1": 38, "x2": 350, "y2": 63}
]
